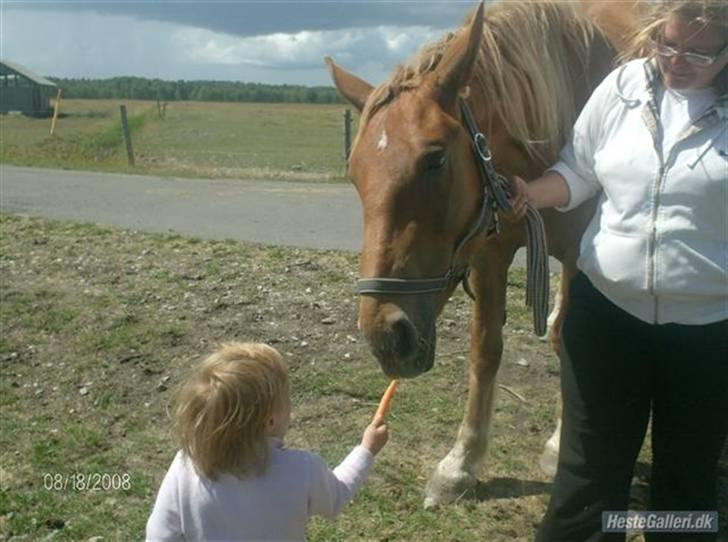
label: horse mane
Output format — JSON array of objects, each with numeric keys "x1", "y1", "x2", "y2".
[{"x1": 360, "y1": 0, "x2": 605, "y2": 165}]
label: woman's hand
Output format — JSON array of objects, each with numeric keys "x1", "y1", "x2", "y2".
[{"x1": 504, "y1": 175, "x2": 529, "y2": 222}]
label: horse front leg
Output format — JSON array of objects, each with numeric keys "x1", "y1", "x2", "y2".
[
  {"x1": 541, "y1": 267, "x2": 563, "y2": 346},
  {"x1": 538, "y1": 258, "x2": 576, "y2": 477},
  {"x1": 424, "y1": 263, "x2": 507, "y2": 508}
]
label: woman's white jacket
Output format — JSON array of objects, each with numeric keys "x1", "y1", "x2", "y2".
[{"x1": 552, "y1": 59, "x2": 727, "y2": 324}]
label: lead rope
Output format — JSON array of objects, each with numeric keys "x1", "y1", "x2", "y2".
[
  {"x1": 493, "y1": 177, "x2": 549, "y2": 337},
  {"x1": 459, "y1": 99, "x2": 549, "y2": 336},
  {"x1": 525, "y1": 204, "x2": 549, "y2": 336}
]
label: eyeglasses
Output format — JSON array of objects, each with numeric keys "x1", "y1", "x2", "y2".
[{"x1": 651, "y1": 40, "x2": 728, "y2": 67}]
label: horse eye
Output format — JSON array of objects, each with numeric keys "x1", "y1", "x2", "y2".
[{"x1": 424, "y1": 150, "x2": 447, "y2": 170}]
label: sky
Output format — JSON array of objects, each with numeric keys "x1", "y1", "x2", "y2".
[{"x1": 1, "y1": 1, "x2": 473, "y2": 86}]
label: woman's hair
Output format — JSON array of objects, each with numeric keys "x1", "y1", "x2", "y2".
[
  {"x1": 172, "y1": 342, "x2": 289, "y2": 480},
  {"x1": 619, "y1": 0, "x2": 728, "y2": 92}
]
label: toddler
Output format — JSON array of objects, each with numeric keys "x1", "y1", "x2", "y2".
[{"x1": 146, "y1": 342, "x2": 388, "y2": 541}]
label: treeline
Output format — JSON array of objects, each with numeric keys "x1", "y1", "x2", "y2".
[{"x1": 48, "y1": 76, "x2": 343, "y2": 104}]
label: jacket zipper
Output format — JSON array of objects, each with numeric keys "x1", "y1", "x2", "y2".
[
  {"x1": 647, "y1": 164, "x2": 663, "y2": 291},
  {"x1": 647, "y1": 163, "x2": 665, "y2": 323},
  {"x1": 645, "y1": 91, "x2": 663, "y2": 323}
]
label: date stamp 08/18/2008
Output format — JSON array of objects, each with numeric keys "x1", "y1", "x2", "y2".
[{"x1": 43, "y1": 472, "x2": 132, "y2": 492}]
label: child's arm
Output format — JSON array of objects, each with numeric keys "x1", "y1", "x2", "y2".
[{"x1": 308, "y1": 416, "x2": 389, "y2": 519}]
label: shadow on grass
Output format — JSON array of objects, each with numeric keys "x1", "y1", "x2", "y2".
[
  {"x1": 473, "y1": 461, "x2": 654, "y2": 503},
  {"x1": 474, "y1": 477, "x2": 551, "y2": 501}
]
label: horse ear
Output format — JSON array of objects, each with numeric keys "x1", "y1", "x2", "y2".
[
  {"x1": 324, "y1": 56, "x2": 374, "y2": 112},
  {"x1": 432, "y1": 1, "x2": 484, "y2": 103}
]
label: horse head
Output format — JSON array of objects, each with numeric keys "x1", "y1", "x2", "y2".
[{"x1": 326, "y1": 4, "x2": 499, "y2": 378}]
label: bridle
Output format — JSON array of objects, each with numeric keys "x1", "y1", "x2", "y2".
[
  {"x1": 355, "y1": 97, "x2": 550, "y2": 335},
  {"x1": 357, "y1": 98, "x2": 505, "y2": 298}
]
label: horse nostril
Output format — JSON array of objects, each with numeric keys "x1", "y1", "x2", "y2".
[{"x1": 391, "y1": 317, "x2": 418, "y2": 360}]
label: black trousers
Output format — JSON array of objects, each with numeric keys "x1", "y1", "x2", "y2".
[{"x1": 536, "y1": 273, "x2": 728, "y2": 542}]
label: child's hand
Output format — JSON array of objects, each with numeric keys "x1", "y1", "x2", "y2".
[{"x1": 361, "y1": 415, "x2": 389, "y2": 456}]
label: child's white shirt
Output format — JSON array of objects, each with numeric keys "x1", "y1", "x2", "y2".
[{"x1": 145, "y1": 438, "x2": 374, "y2": 541}]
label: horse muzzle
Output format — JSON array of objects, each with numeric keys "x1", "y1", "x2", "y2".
[{"x1": 358, "y1": 300, "x2": 436, "y2": 378}]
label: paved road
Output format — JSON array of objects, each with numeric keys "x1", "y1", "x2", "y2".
[
  {"x1": 1, "y1": 165, "x2": 546, "y2": 268},
  {"x1": 1, "y1": 165, "x2": 362, "y2": 251}
]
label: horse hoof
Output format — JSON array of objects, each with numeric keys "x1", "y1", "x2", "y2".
[
  {"x1": 423, "y1": 460, "x2": 477, "y2": 509},
  {"x1": 423, "y1": 494, "x2": 441, "y2": 510}
]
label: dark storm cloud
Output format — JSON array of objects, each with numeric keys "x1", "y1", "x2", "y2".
[
  {"x1": 12, "y1": 1, "x2": 469, "y2": 38},
  {"x1": 4, "y1": 1, "x2": 477, "y2": 84}
]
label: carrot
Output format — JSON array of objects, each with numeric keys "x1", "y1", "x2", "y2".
[{"x1": 374, "y1": 380, "x2": 398, "y2": 419}]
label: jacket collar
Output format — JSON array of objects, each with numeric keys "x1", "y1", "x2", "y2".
[{"x1": 643, "y1": 58, "x2": 728, "y2": 123}]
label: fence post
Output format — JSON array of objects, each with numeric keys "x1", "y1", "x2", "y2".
[
  {"x1": 343, "y1": 108, "x2": 352, "y2": 161},
  {"x1": 50, "y1": 88, "x2": 62, "y2": 136},
  {"x1": 119, "y1": 105, "x2": 135, "y2": 167}
]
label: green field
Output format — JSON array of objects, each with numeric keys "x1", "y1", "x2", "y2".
[
  {"x1": 1, "y1": 99, "x2": 355, "y2": 181},
  {"x1": 1, "y1": 214, "x2": 564, "y2": 541},
  {"x1": 7, "y1": 214, "x2": 712, "y2": 541}
]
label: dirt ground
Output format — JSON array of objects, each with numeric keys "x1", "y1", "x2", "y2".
[{"x1": 1, "y1": 213, "x2": 726, "y2": 541}]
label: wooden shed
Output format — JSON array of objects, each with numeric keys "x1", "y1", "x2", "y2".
[{"x1": 0, "y1": 60, "x2": 57, "y2": 116}]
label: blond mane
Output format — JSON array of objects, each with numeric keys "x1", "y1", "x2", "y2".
[{"x1": 360, "y1": 0, "x2": 605, "y2": 165}]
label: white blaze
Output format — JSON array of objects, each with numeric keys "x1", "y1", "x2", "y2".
[{"x1": 377, "y1": 130, "x2": 388, "y2": 151}]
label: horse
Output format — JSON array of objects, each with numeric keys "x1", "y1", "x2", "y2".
[{"x1": 326, "y1": 0, "x2": 621, "y2": 507}]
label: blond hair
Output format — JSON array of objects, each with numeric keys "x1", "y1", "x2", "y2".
[
  {"x1": 172, "y1": 342, "x2": 288, "y2": 480},
  {"x1": 619, "y1": 0, "x2": 728, "y2": 93}
]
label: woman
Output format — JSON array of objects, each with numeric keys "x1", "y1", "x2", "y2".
[{"x1": 508, "y1": 1, "x2": 727, "y2": 540}]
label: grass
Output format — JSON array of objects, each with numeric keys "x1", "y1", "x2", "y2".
[
  {"x1": 1, "y1": 100, "x2": 153, "y2": 174},
  {"x1": 0, "y1": 213, "x2": 556, "y2": 541},
  {"x1": 1, "y1": 99, "x2": 354, "y2": 181},
  {"x1": 0, "y1": 214, "x2": 725, "y2": 541}
]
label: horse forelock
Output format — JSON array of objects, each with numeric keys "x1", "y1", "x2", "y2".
[
  {"x1": 355, "y1": 0, "x2": 606, "y2": 166},
  {"x1": 356, "y1": 31, "x2": 458, "y2": 133}
]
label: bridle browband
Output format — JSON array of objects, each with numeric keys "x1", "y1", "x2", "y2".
[{"x1": 356, "y1": 97, "x2": 550, "y2": 336}]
